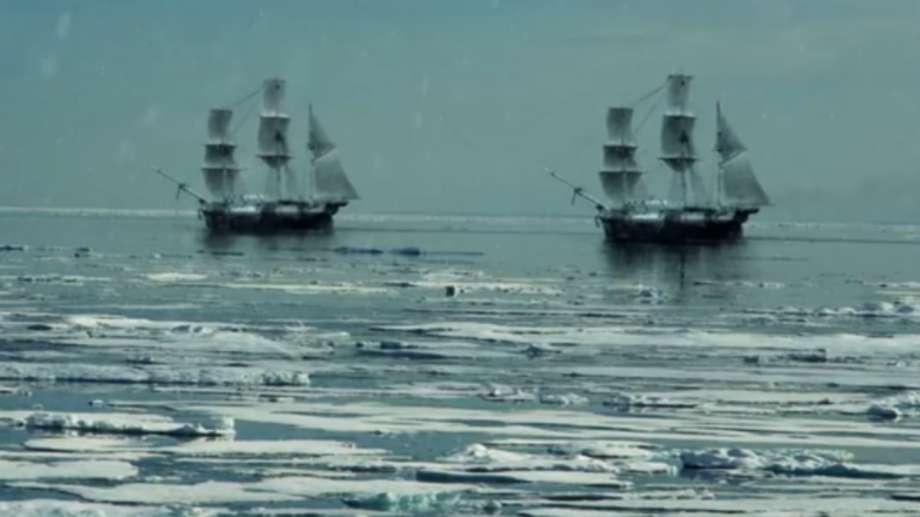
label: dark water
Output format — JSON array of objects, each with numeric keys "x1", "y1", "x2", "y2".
[{"x1": 2, "y1": 208, "x2": 920, "y2": 515}]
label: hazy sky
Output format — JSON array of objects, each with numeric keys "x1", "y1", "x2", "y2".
[{"x1": 2, "y1": 0, "x2": 919, "y2": 221}]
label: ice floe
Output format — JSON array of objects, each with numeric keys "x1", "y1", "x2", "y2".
[
  {"x1": 679, "y1": 447, "x2": 919, "y2": 479},
  {"x1": 145, "y1": 272, "x2": 209, "y2": 282},
  {"x1": 604, "y1": 392, "x2": 698, "y2": 411},
  {"x1": 22, "y1": 411, "x2": 234, "y2": 437},
  {"x1": 867, "y1": 391, "x2": 920, "y2": 420},
  {"x1": 0, "y1": 500, "x2": 215, "y2": 517},
  {"x1": 0, "y1": 459, "x2": 137, "y2": 480},
  {"x1": 0, "y1": 362, "x2": 310, "y2": 386}
]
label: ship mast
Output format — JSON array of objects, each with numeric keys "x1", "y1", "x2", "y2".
[
  {"x1": 599, "y1": 107, "x2": 644, "y2": 207},
  {"x1": 201, "y1": 108, "x2": 240, "y2": 202},
  {"x1": 257, "y1": 78, "x2": 297, "y2": 200},
  {"x1": 659, "y1": 74, "x2": 709, "y2": 208}
]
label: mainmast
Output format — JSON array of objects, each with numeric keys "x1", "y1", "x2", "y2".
[
  {"x1": 599, "y1": 107, "x2": 644, "y2": 207},
  {"x1": 659, "y1": 74, "x2": 709, "y2": 207},
  {"x1": 201, "y1": 108, "x2": 240, "y2": 201},
  {"x1": 257, "y1": 78, "x2": 297, "y2": 200}
]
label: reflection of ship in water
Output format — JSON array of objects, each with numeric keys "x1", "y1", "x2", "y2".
[
  {"x1": 552, "y1": 73, "x2": 770, "y2": 244},
  {"x1": 602, "y1": 240, "x2": 751, "y2": 299},
  {"x1": 156, "y1": 77, "x2": 358, "y2": 233}
]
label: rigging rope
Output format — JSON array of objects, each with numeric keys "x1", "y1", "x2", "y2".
[
  {"x1": 628, "y1": 82, "x2": 665, "y2": 109},
  {"x1": 634, "y1": 94, "x2": 662, "y2": 135},
  {"x1": 223, "y1": 86, "x2": 262, "y2": 109},
  {"x1": 230, "y1": 98, "x2": 257, "y2": 138}
]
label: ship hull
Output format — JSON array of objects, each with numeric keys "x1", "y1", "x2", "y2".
[
  {"x1": 599, "y1": 208, "x2": 756, "y2": 244},
  {"x1": 200, "y1": 201, "x2": 344, "y2": 233}
]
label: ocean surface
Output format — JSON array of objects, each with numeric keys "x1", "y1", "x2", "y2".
[{"x1": 2, "y1": 208, "x2": 920, "y2": 515}]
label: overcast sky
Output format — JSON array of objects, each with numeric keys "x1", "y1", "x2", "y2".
[{"x1": 1, "y1": 0, "x2": 919, "y2": 222}]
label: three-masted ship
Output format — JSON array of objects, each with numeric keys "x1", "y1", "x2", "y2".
[
  {"x1": 157, "y1": 78, "x2": 358, "y2": 232},
  {"x1": 554, "y1": 73, "x2": 770, "y2": 243}
]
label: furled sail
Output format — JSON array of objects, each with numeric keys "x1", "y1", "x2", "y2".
[
  {"x1": 598, "y1": 107, "x2": 644, "y2": 206},
  {"x1": 715, "y1": 103, "x2": 769, "y2": 208},
  {"x1": 201, "y1": 108, "x2": 239, "y2": 200},
  {"x1": 308, "y1": 106, "x2": 358, "y2": 202}
]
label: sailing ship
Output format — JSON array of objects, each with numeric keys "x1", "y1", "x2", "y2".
[
  {"x1": 552, "y1": 73, "x2": 770, "y2": 243},
  {"x1": 156, "y1": 77, "x2": 358, "y2": 232}
]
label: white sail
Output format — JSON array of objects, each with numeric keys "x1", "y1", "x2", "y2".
[
  {"x1": 257, "y1": 115, "x2": 291, "y2": 160},
  {"x1": 262, "y1": 78, "x2": 285, "y2": 113},
  {"x1": 307, "y1": 106, "x2": 335, "y2": 157},
  {"x1": 599, "y1": 171, "x2": 643, "y2": 206},
  {"x1": 606, "y1": 107, "x2": 636, "y2": 144},
  {"x1": 201, "y1": 108, "x2": 239, "y2": 199},
  {"x1": 666, "y1": 73, "x2": 692, "y2": 112},
  {"x1": 660, "y1": 74, "x2": 697, "y2": 175},
  {"x1": 715, "y1": 102, "x2": 746, "y2": 162},
  {"x1": 714, "y1": 103, "x2": 769, "y2": 208},
  {"x1": 603, "y1": 107, "x2": 640, "y2": 171},
  {"x1": 660, "y1": 114, "x2": 697, "y2": 171},
  {"x1": 257, "y1": 78, "x2": 291, "y2": 194},
  {"x1": 313, "y1": 149, "x2": 359, "y2": 202},
  {"x1": 599, "y1": 107, "x2": 643, "y2": 206},
  {"x1": 308, "y1": 106, "x2": 358, "y2": 202},
  {"x1": 603, "y1": 145, "x2": 639, "y2": 172},
  {"x1": 687, "y1": 168, "x2": 711, "y2": 206},
  {"x1": 722, "y1": 153, "x2": 770, "y2": 208},
  {"x1": 207, "y1": 108, "x2": 233, "y2": 141}
]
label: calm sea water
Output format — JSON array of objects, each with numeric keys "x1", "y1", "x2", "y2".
[{"x1": 2, "y1": 208, "x2": 920, "y2": 515}]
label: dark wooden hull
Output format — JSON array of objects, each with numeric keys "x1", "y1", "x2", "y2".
[
  {"x1": 599, "y1": 208, "x2": 756, "y2": 244},
  {"x1": 200, "y1": 201, "x2": 343, "y2": 233}
]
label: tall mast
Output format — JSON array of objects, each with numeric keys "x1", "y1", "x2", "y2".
[
  {"x1": 257, "y1": 78, "x2": 294, "y2": 199},
  {"x1": 599, "y1": 107, "x2": 644, "y2": 206},
  {"x1": 659, "y1": 73, "x2": 708, "y2": 207},
  {"x1": 201, "y1": 108, "x2": 240, "y2": 201}
]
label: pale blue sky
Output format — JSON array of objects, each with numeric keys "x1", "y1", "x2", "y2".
[{"x1": 1, "y1": 1, "x2": 919, "y2": 221}]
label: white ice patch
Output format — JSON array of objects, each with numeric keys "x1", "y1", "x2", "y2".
[
  {"x1": 162, "y1": 439, "x2": 385, "y2": 457},
  {"x1": 444, "y1": 443, "x2": 617, "y2": 473},
  {"x1": 220, "y1": 281, "x2": 391, "y2": 296},
  {"x1": 867, "y1": 391, "x2": 920, "y2": 420},
  {"x1": 23, "y1": 412, "x2": 234, "y2": 437},
  {"x1": 344, "y1": 491, "x2": 463, "y2": 513},
  {"x1": 381, "y1": 321, "x2": 920, "y2": 357},
  {"x1": 145, "y1": 272, "x2": 208, "y2": 282},
  {"x1": 679, "y1": 447, "x2": 916, "y2": 479},
  {"x1": 0, "y1": 459, "x2": 137, "y2": 480},
  {"x1": 0, "y1": 500, "x2": 215, "y2": 517},
  {"x1": 12, "y1": 480, "x2": 302, "y2": 505},
  {"x1": 24, "y1": 436, "x2": 146, "y2": 455}
]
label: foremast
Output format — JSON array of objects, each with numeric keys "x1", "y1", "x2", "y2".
[
  {"x1": 599, "y1": 107, "x2": 645, "y2": 208},
  {"x1": 201, "y1": 108, "x2": 240, "y2": 202},
  {"x1": 659, "y1": 74, "x2": 709, "y2": 208},
  {"x1": 257, "y1": 78, "x2": 298, "y2": 200}
]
